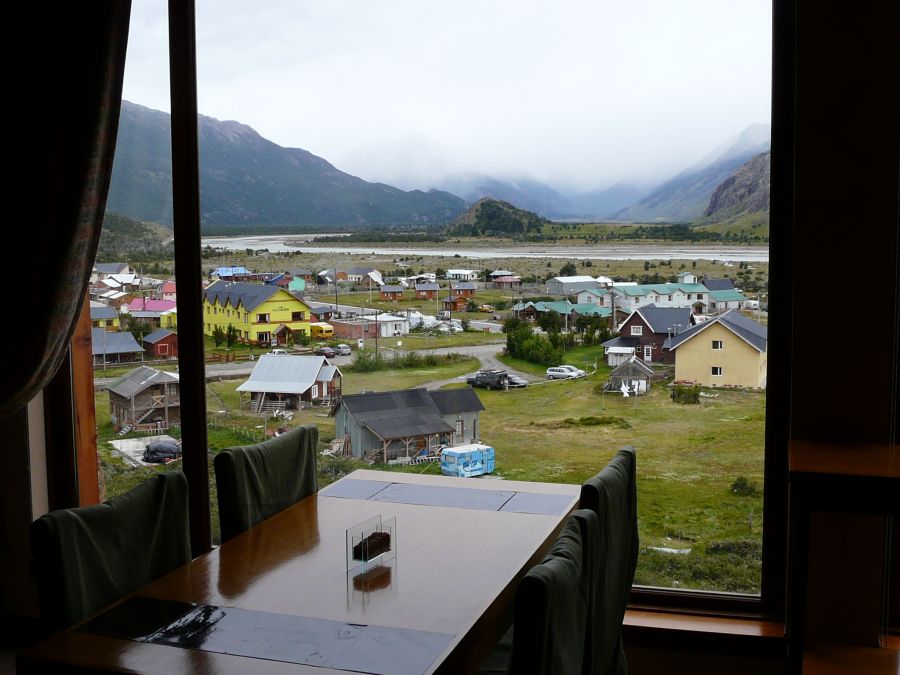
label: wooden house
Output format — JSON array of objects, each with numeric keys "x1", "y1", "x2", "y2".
[
  {"x1": 107, "y1": 366, "x2": 180, "y2": 432},
  {"x1": 236, "y1": 354, "x2": 342, "y2": 412},
  {"x1": 415, "y1": 282, "x2": 440, "y2": 300},
  {"x1": 380, "y1": 284, "x2": 404, "y2": 301},
  {"x1": 142, "y1": 329, "x2": 178, "y2": 358}
]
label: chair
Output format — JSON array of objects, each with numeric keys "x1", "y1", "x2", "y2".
[
  {"x1": 214, "y1": 424, "x2": 318, "y2": 542},
  {"x1": 579, "y1": 446, "x2": 639, "y2": 675},
  {"x1": 29, "y1": 471, "x2": 191, "y2": 629},
  {"x1": 507, "y1": 509, "x2": 596, "y2": 675}
]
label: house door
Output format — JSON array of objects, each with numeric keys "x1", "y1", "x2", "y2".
[{"x1": 644, "y1": 345, "x2": 652, "y2": 362}]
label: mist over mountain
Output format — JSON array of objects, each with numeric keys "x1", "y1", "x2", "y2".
[
  {"x1": 613, "y1": 125, "x2": 771, "y2": 222},
  {"x1": 107, "y1": 101, "x2": 466, "y2": 229}
]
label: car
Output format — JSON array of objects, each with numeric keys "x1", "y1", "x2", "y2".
[
  {"x1": 466, "y1": 369, "x2": 508, "y2": 389},
  {"x1": 557, "y1": 365, "x2": 587, "y2": 378},
  {"x1": 269, "y1": 348, "x2": 288, "y2": 355},
  {"x1": 506, "y1": 374, "x2": 529, "y2": 388},
  {"x1": 314, "y1": 346, "x2": 336, "y2": 358},
  {"x1": 334, "y1": 344, "x2": 352, "y2": 356}
]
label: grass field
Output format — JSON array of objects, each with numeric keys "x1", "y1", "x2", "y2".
[{"x1": 95, "y1": 352, "x2": 764, "y2": 592}]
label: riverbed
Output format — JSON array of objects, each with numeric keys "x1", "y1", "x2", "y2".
[{"x1": 201, "y1": 234, "x2": 769, "y2": 262}]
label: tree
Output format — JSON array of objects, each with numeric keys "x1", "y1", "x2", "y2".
[
  {"x1": 538, "y1": 310, "x2": 564, "y2": 334},
  {"x1": 225, "y1": 324, "x2": 238, "y2": 349},
  {"x1": 212, "y1": 325, "x2": 225, "y2": 348},
  {"x1": 559, "y1": 261, "x2": 577, "y2": 276}
]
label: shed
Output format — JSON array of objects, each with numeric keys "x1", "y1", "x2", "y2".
[
  {"x1": 236, "y1": 354, "x2": 342, "y2": 412},
  {"x1": 91, "y1": 328, "x2": 144, "y2": 365},
  {"x1": 604, "y1": 356, "x2": 654, "y2": 395},
  {"x1": 142, "y1": 328, "x2": 178, "y2": 358},
  {"x1": 107, "y1": 366, "x2": 180, "y2": 432}
]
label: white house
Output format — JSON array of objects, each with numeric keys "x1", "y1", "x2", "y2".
[
  {"x1": 610, "y1": 282, "x2": 709, "y2": 315},
  {"x1": 546, "y1": 276, "x2": 602, "y2": 295},
  {"x1": 576, "y1": 288, "x2": 612, "y2": 306},
  {"x1": 446, "y1": 269, "x2": 479, "y2": 281}
]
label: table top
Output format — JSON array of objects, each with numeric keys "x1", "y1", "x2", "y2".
[{"x1": 20, "y1": 470, "x2": 581, "y2": 674}]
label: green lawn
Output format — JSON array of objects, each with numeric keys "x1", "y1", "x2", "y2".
[{"x1": 396, "y1": 332, "x2": 504, "y2": 350}]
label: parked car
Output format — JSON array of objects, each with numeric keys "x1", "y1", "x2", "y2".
[
  {"x1": 314, "y1": 346, "x2": 336, "y2": 358},
  {"x1": 269, "y1": 348, "x2": 288, "y2": 355},
  {"x1": 557, "y1": 365, "x2": 587, "y2": 378},
  {"x1": 466, "y1": 369, "x2": 509, "y2": 389},
  {"x1": 547, "y1": 365, "x2": 585, "y2": 380},
  {"x1": 506, "y1": 374, "x2": 529, "y2": 388},
  {"x1": 334, "y1": 344, "x2": 352, "y2": 356}
]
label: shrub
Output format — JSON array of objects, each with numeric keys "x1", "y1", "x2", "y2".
[
  {"x1": 671, "y1": 384, "x2": 700, "y2": 404},
  {"x1": 731, "y1": 476, "x2": 759, "y2": 496}
]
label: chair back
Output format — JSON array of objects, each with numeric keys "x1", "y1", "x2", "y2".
[
  {"x1": 214, "y1": 424, "x2": 318, "y2": 542},
  {"x1": 30, "y1": 471, "x2": 191, "y2": 628},
  {"x1": 579, "y1": 446, "x2": 639, "y2": 675},
  {"x1": 509, "y1": 511, "x2": 592, "y2": 675}
]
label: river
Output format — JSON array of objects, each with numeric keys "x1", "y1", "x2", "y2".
[{"x1": 201, "y1": 234, "x2": 769, "y2": 262}]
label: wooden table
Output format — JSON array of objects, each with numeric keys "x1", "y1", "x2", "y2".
[{"x1": 20, "y1": 470, "x2": 581, "y2": 674}]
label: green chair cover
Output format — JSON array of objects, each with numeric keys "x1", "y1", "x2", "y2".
[
  {"x1": 214, "y1": 424, "x2": 318, "y2": 543},
  {"x1": 579, "y1": 446, "x2": 639, "y2": 675},
  {"x1": 509, "y1": 513, "x2": 589, "y2": 675},
  {"x1": 30, "y1": 471, "x2": 191, "y2": 629}
]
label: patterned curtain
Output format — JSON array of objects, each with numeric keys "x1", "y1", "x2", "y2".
[{"x1": 4, "y1": 2, "x2": 132, "y2": 417}]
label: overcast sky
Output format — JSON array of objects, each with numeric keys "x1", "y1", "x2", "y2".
[{"x1": 123, "y1": 0, "x2": 772, "y2": 192}]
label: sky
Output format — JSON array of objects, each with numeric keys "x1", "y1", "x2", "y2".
[{"x1": 122, "y1": 0, "x2": 772, "y2": 193}]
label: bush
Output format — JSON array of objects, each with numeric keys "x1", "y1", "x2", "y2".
[
  {"x1": 731, "y1": 476, "x2": 759, "y2": 496},
  {"x1": 671, "y1": 384, "x2": 700, "y2": 404}
]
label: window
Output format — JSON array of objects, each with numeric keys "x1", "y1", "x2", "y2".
[
  {"x1": 712, "y1": 366, "x2": 723, "y2": 376},
  {"x1": 292, "y1": 311, "x2": 305, "y2": 321},
  {"x1": 256, "y1": 313, "x2": 269, "y2": 323},
  {"x1": 258, "y1": 332, "x2": 271, "y2": 344},
  {"x1": 712, "y1": 340, "x2": 723, "y2": 350},
  {"x1": 630, "y1": 325, "x2": 643, "y2": 336}
]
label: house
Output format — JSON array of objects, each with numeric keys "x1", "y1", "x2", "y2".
[
  {"x1": 331, "y1": 387, "x2": 485, "y2": 461},
  {"x1": 212, "y1": 266, "x2": 252, "y2": 282},
  {"x1": 414, "y1": 282, "x2": 440, "y2": 299},
  {"x1": 107, "y1": 366, "x2": 180, "y2": 432},
  {"x1": 142, "y1": 328, "x2": 179, "y2": 358},
  {"x1": 664, "y1": 310, "x2": 767, "y2": 388},
  {"x1": 89, "y1": 304, "x2": 119, "y2": 331},
  {"x1": 604, "y1": 356, "x2": 655, "y2": 395},
  {"x1": 546, "y1": 275, "x2": 602, "y2": 295},
  {"x1": 446, "y1": 269, "x2": 479, "y2": 281},
  {"x1": 348, "y1": 267, "x2": 381, "y2": 286},
  {"x1": 308, "y1": 303, "x2": 335, "y2": 322},
  {"x1": 576, "y1": 288, "x2": 612, "y2": 306},
  {"x1": 513, "y1": 300, "x2": 572, "y2": 322},
  {"x1": 609, "y1": 304, "x2": 696, "y2": 364},
  {"x1": 288, "y1": 276, "x2": 306, "y2": 293},
  {"x1": 92, "y1": 261, "x2": 132, "y2": 280},
  {"x1": 159, "y1": 280, "x2": 177, "y2": 301},
  {"x1": 492, "y1": 275, "x2": 522, "y2": 289},
  {"x1": 236, "y1": 354, "x2": 342, "y2": 411},
  {"x1": 124, "y1": 298, "x2": 177, "y2": 314},
  {"x1": 330, "y1": 313, "x2": 409, "y2": 339},
  {"x1": 489, "y1": 269, "x2": 514, "y2": 280},
  {"x1": 610, "y1": 282, "x2": 709, "y2": 315},
  {"x1": 676, "y1": 271, "x2": 699, "y2": 285},
  {"x1": 289, "y1": 269, "x2": 316, "y2": 284},
  {"x1": 202, "y1": 281, "x2": 311, "y2": 346},
  {"x1": 450, "y1": 281, "x2": 476, "y2": 298},
  {"x1": 91, "y1": 328, "x2": 144, "y2": 365},
  {"x1": 707, "y1": 289, "x2": 748, "y2": 313},
  {"x1": 442, "y1": 295, "x2": 468, "y2": 312},
  {"x1": 379, "y1": 284, "x2": 404, "y2": 301}
]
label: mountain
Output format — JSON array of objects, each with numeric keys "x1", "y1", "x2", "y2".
[
  {"x1": 437, "y1": 175, "x2": 572, "y2": 218},
  {"x1": 703, "y1": 151, "x2": 770, "y2": 223},
  {"x1": 613, "y1": 124, "x2": 771, "y2": 222},
  {"x1": 97, "y1": 212, "x2": 173, "y2": 261},
  {"x1": 107, "y1": 101, "x2": 466, "y2": 229},
  {"x1": 450, "y1": 198, "x2": 549, "y2": 236},
  {"x1": 566, "y1": 181, "x2": 654, "y2": 219}
]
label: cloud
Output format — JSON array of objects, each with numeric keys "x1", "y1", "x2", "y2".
[{"x1": 122, "y1": 0, "x2": 772, "y2": 192}]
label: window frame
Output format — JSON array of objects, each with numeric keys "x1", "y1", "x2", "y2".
[{"x1": 144, "y1": 0, "x2": 791, "y2": 615}]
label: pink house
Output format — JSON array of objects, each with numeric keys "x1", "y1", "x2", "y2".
[
  {"x1": 127, "y1": 297, "x2": 177, "y2": 313},
  {"x1": 159, "y1": 280, "x2": 177, "y2": 302}
]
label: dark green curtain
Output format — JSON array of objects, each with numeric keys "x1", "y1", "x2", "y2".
[{"x1": 4, "y1": 1, "x2": 131, "y2": 416}]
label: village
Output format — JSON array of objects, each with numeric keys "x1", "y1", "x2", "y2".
[{"x1": 86, "y1": 257, "x2": 767, "y2": 591}]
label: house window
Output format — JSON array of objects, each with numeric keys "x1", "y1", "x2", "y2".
[
  {"x1": 292, "y1": 311, "x2": 305, "y2": 321},
  {"x1": 630, "y1": 325, "x2": 643, "y2": 336},
  {"x1": 258, "y1": 332, "x2": 271, "y2": 344},
  {"x1": 712, "y1": 340, "x2": 723, "y2": 350},
  {"x1": 712, "y1": 366, "x2": 723, "y2": 376},
  {"x1": 256, "y1": 313, "x2": 269, "y2": 323},
  {"x1": 455, "y1": 419, "x2": 464, "y2": 439}
]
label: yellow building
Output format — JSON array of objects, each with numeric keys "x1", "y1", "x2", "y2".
[
  {"x1": 202, "y1": 281, "x2": 311, "y2": 346},
  {"x1": 89, "y1": 304, "x2": 120, "y2": 331},
  {"x1": 666, "y1": 310, "x2": 767, "y2": 388}
]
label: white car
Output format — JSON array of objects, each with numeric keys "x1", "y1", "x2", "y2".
[
  {"x1": 334, "y1": 344, "x2": 352, "y2": 356},
  {"x1": 558, "y1": 365, "x2": 587, "y2": 378}
]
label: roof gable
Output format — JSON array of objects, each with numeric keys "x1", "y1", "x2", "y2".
[
  {"x1": 633, "y1": 304, "x2": 694, "y2": 333},
  {"x1": 107, "y1": 366, "x2": 179, "y2": 398},
  {"x1": 236, "y1": 354, "x2": 340, "y2": 395}
]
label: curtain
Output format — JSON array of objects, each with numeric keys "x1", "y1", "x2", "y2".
[{"x1": 4, "y1": 2, "x2": 132, "y2": 417}]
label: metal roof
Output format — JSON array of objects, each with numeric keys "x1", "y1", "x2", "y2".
[
  {"x1": 634, "y1": 305, "x2": 695, "y2": 334},
  {"x1": 665, "y1": 310, "x2": 767, "y2": 352},
  {"x1": 451, "y1": 282, "x2": 477, "y2": 290},
  {"x1": 490, "y1": 270, "x2": 514, "y2": 277},
  {"x1": 609, "y1": 356, "x2": 655, "y2": 378},
  {"x1": 550, "y1": 275, "x2": 598, "y2": 283},
  {"x1": 107, "y1": 366, "x2": 179, "y2": 398},
  {"x1": 429, "y1": 388, "x2": 485, "y2": 415},
  {"x1": 336, "y1": 388, "x2": 479, "y2": 439},
  {"x1": 203, "y1": 281, "x2": 287, "y2": 312},
  {"x1": 702, "y1": 278, "x2": 736, "y2": 291},
  {"x1": 415, "y1": 283, "x2": 440, "y2": 291},
  {"x1": 95, "y1": 262, "x2": 129, "y2": 274},
  {"x1": 709, "y1": 289, "x2": 748, "y2": 302},
  {"x1": 236, "y1": 354, "x2": 341, "y2": 395},
  {"x1": 602, "y1": 336, "x2": 640, "y2": 350},
  {"x1": 571, "y1": 303, "x2": 611, "y2": 317},
  {"x1": 91, "y1": 329, "x2": 144, "y2": 356},
  {"x1": 380, "y1": 285, "x2": 405, "y2": 292},
  {"x1": 142, "y1": 329, "x2": 175, "y2": 344},
  {"x1": 90, "y1": 306, "x2": 117, "y2": 320}
]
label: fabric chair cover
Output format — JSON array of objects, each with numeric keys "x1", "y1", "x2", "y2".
[
  {"x1": 579, "y1": 446, "x2": 639, "y2": 675},
  {"x1": 509, "y1": 514, "x2": 588, "y2": 675},
  {"x1": 30, "y1": 471, "x2": 191, "y2": 628},
  {"x1": 214, "y1": 424, "x2": 318, "y2": 542}
]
